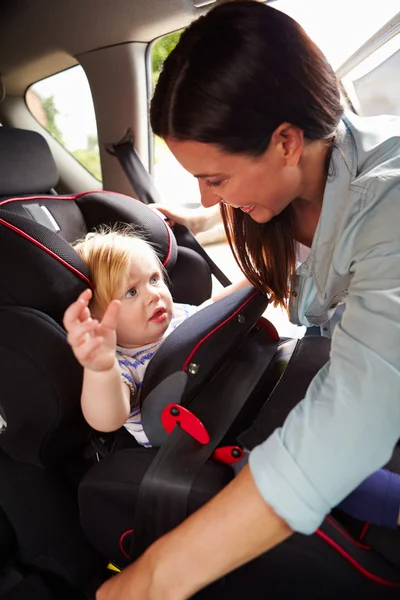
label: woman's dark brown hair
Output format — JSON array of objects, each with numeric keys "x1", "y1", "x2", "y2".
[{"x1": 151, "y1": 0, "x2": 343, "y2": 306}]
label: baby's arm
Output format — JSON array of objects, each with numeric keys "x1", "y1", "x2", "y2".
[
  {"x1": 81, "y1": 359, "x2": 131, "y2": 432},
  {"x1": 63, "y1": 289, "x2": 131, "y2": 432}
]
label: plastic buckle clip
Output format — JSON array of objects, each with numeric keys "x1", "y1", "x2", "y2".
[
  {"x1": 212, "y1": 445, "x2": 244, "y2": 465},
  {"x1": 161, "y1": 403, "x2": 210, "y2": 445}
]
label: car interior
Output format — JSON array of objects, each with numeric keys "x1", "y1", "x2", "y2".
[{"x1": 0, "y1": 1, "x2": 399, "y2": 598}]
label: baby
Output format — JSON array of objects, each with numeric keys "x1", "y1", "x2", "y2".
[{"x1": 63, "y1": 227, "x2": 248, "y2": 446}]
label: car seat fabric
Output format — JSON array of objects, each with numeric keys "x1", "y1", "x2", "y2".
[
  {"x1": 0, "y1": 306, "x2": 88, "y2": 466},
  {"x1": 0, "y1": 451, "x2": 104, "y2": 589},
  {"x1": 0, "y1": 127, "x2": 58, "y2": 197}
]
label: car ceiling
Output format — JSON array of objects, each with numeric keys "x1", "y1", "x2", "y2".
[{"x1": 0, "y1": 0, "x2": 213, "y2": 95}]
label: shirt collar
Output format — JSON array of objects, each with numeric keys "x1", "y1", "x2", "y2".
[{"x1": 299, "y1": 118, "x2": 358, "y2": 295}]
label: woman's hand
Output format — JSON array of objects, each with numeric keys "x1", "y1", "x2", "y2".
[
  {"x1": 63, "y1": 288, "x2": 120, "y2": 372},
  {"x1": 96, "y1": 547, "x2": 176, "y2": 600},
  {"x1": 151, "y1": 204, "x2": 221, "y2": 235}
]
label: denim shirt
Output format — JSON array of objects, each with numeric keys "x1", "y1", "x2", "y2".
[{"x1": 249, "y1": 111, "x2": 400, "y2": 534}]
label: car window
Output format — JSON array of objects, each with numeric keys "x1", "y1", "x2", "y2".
[
  {"x1": 151, "y1": 31, "x2": 201, "y2": 210},
  {"x1": 274, "y1": 0, "x2": 399, "y2": 71},
  {"x1": 26, "y1": 66, "x2": 102, "y2": 181},
  {"x1": 341, "y1": 34, "x2": 400, "y2": 117}
]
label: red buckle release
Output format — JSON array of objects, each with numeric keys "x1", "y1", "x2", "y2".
[
  {"x1": 256, "y1": 317, "x2": 279, "y2": 341},
  {"x1": 212, "y1": 446, "x2": 244, "y2": 465},
  {"x1": 161, "y1": 404, "x2": 210, "y2": 445}
]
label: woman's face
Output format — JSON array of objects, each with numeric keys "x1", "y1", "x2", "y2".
[{"x1": 166, "y1": 130, "x2": 304, "y2": 224}]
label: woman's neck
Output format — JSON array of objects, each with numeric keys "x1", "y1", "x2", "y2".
[{"x1": 292, "y1": 139, "x2": 332, "y2": 247}]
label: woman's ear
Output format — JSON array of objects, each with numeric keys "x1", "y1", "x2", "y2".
[{"x1": 271, "y1": 122, "x2": 304, "y2": 167}]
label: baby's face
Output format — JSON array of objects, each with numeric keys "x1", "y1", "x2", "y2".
[{"x1": 115, "y1": 249, "x2": 173, "y2": 349}]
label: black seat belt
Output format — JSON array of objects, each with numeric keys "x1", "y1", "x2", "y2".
[
  {"x1": 106, "y1": 129, "x2": 162, "y2": 206},
  {"x1": 130, "y1": 328, "x2": 279, "y2": 560},
  {"x1": 106, "y1": 129, "x2": 231, "y2": 287}
]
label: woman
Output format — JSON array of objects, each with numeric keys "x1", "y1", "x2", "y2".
[{"x1": 97, "y1": 2, "x2": 400, "y2": 598}]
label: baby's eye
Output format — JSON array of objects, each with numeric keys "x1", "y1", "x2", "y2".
[
  {"x1": 150, "y1": 275, "x2": 160, "y2": 284},
  {"x1": 125, "y1": 288, "x2": 137, "y2": 298}
]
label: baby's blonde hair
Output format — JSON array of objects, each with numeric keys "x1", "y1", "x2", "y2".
[{"x1": 73, "y1": 226, "x2": 164, "y2": 316}]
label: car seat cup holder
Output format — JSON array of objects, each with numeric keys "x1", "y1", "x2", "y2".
[
  {"x1": 161, "y1": 403, "x2": 210, "y2": 444},
  {"x1": 212, "y1": 445, "x2": 244, "y2": 465}
]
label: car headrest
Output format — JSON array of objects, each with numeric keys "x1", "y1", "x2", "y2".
[{"x1": 0, "y1": 127, "x2": 58, "y2": 196}]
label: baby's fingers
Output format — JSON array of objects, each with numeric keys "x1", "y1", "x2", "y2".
[
  {"x1": 75, "y1": 335, "x2": 104, "y2": 365},
  {"x1": 63, "y1": 289, "x2": 93, "y2": 331},
  {"x1": 66, "y1": 317, "x2": 99, "y2": 348},
  {"x1": 100, "y1": 300, "x2": 121, "y2": 331}
]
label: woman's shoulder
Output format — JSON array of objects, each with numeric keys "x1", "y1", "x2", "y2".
[{"x1": 344, "y1": 111, "x2": 400, "y2": 180}]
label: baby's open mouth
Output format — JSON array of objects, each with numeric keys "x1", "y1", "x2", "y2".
[{"x1": 149, "y1": 307, "x2": 167, "y2": 322}]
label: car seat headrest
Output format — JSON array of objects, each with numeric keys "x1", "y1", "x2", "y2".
[
  {"x1": 0, "y1": 127, "x2": 58, "y2": 196},
  {"x1": 0, "y1": 209, "x2": 90, "y2": 323},
  {"x1": 74, "y1": 192, "x2": 177, "y2": 273},
  {"x1": 0, "y1": 192, "x2": 179, "y2": 322}
]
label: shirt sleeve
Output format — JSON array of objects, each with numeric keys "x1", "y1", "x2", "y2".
[
  {"x1": 249, "y1": 245, "x2": 400, "y2": 534},
  {"x1": 117, "y1": 357, "x2": 137, "y2": 396}
]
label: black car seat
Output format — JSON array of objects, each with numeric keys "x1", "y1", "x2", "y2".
[{"x1": 0, "y1": 126, "x2": 218, "y2": 598}]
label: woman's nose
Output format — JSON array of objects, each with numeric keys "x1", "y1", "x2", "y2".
[{"x1": 198, "y1": 181, "x2": 221, "y2": 208}]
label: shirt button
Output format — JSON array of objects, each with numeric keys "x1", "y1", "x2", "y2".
[{"x1": 292, "y1": 291, "x2": 298, "y2": 297}]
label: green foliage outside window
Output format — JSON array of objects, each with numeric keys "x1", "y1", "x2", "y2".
[
  {"x1": 30, "y1": 30, "x2": 183, "y2": 181},
  {"x1": 152, "y1": 31, "x2": 182, "y2": 164},
  {"x1": 152, "y1": 31, "x2": 182, "y2": 87}
]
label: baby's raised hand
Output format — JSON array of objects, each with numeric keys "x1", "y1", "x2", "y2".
[{"x1": 63, "y1": 289, "x2": 121, "y2": 372}]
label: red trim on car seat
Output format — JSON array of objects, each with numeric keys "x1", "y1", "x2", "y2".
[
  {"x1": 360, "y1": 522, "x2": 370, "y2": 540},
  {"x1": 315, "y1": 529, "x2": 400, "y2": 588},
  {"x1": 182, "y1": 291, "x2": 260, "y2": 372},
  {"x1": 0, "y1": 217, "x2": 92, "y2": 287},
  {"x1": 325, "y1": 516, "x2": 371, "y2": 550},
  {"x1": 0, "y1": 191, "x2": 174, "y2": 267},
  {"x1": 119, "y1": 529, "x2": 133, "y2": 560}
]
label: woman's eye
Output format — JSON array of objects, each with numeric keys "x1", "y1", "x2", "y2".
[
  {"x1": 150, "y1": 275, "x2": 160, "y2": 284},
  {"x1": 206, "y1": 180, "x2": 222, "y2": 188},
  {"x1": 125, "y1": 288, "x2": 137, "y2": 298}
]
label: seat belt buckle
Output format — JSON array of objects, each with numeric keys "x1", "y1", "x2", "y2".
[
  {"x1": 212, "y1": 445, "x2": 244, "y2": 464},
  {"x1": 161, "y1": 403, "x2": 210, "y2": 444}
]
